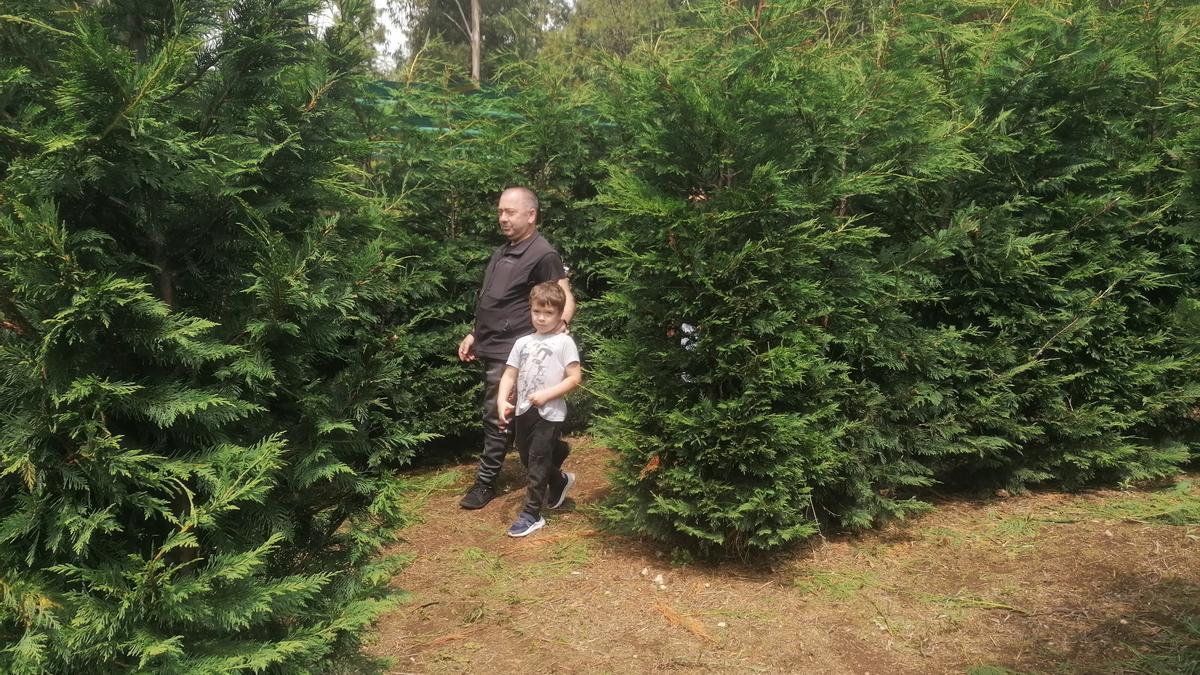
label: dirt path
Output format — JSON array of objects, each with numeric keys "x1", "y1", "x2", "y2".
[{"x1": 368, "y1": 437, "x2": 1200, "y2": 674}]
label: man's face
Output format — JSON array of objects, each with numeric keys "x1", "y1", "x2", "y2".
[{"x1": 497, "y1": 189, "x2": 537, "y2": 244}]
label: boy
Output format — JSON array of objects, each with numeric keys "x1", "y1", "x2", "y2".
[{"x1": 497, "y1": 282, "x2": 582, "y2": 537}]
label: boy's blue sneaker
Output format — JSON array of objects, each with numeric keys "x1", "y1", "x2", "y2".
[
  {"x1": 547, "y1": 471, "x2": 576, "y2": 509},
  {"x1": 507, "y1": 512, "x2": 546, "y2": 538}
]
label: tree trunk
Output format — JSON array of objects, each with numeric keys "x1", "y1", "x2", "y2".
[{"x1": 470, "y1": 0, "x2": 482, "y2": 84}]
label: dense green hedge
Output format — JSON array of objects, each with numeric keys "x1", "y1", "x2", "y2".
[
  {"x1": 362, "y1": 70, "x2": 611, "y2": 438},
  {"x1": 0, "y1": 1, "x2": 438, "y2": 670},
  {"x1": 590, "y1": 0, "x2": 1200, "y2": 556}
]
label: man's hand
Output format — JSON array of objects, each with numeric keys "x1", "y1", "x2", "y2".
[
  {"x1": 556, "y1": 320, "x2": 570, "y2": 335},
  {"x1": 497, "y1": 400, "x2": 515, "y2": 429},
  {"x1": 527, "y1": 390, "x2": 551, "y2": 407},
  {"x1": 458, "y1": 333, "x2": 476, "y2": 362}
]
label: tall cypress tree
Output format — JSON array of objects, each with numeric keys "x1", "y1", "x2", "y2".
[
  {"x1": 591, "y1": 0, "x2": 1200, "y2": 556},
  {"x1": 590, "y1": 0, "x2": 977, "y2": 556},
  {"x1": 0, "y1": 1, "x2": 435, "y2": 670},
  {"x1": 896, "y1": 0, "x2": 1200, "y2": 488}
]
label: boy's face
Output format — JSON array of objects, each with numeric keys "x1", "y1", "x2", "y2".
[{"x1": 530, "y1": 302, "x2": 562, "y2": 334}]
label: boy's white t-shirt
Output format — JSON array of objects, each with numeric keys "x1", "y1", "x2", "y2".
[{"x1": 505, "y1": 332, "x2": 580, "y2": 422}]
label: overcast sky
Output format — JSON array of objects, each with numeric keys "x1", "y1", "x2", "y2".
[
  {"x1": 328, "y1": 0, "x2": 573, "y2": 71},
  {"x1": 375, "y1": 0, "x2": 407, "y2": 63},
  {"x1": 316, "y1": 0, "x2": 408, "y2": 69}
]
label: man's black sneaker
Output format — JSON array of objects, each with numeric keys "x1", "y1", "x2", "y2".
[
  {"x1": 547, "y1": 471, "x2": 576, "y2": 509},
  {"x1": 459, "y1": 482, "x2": 495, "y2": 509}
]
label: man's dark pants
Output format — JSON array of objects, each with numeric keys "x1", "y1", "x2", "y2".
[{"x1": 476, "y1": 358, "x2": 569, "y2": 495}]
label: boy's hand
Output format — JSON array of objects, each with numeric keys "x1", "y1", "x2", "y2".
[
  {"x1": 527, "y1": 390, "x2": 550, "y2": 407},
  {"x1": 497, "y1": 401, "x2": 515, "y2": 429}
]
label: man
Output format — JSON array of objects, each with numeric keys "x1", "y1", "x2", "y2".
[{"x1": 458, "y1": 186, "x2": 575, "y2": 510}]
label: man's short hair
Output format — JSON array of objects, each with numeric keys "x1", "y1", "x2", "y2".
[
  {"x1": 530, "y1": 281, "x2": 565, "y2": 312},
  {"x1": 504, "y1": 186, "x2": 539, "y2": 215}
]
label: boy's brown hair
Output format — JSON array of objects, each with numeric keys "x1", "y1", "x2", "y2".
[{"x1": 529, "y1": 281, "x2": 566, "y2": 312}]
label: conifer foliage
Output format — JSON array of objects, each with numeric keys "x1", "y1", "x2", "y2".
[
  {"x1": 0, "y1": 1, "x2": 435, "y2": 670},
  {"x1": 591, "y1": 0, "x2": 972, "y2": 556},
  {"x1": 361, "y1": 68, "x2": 610, "y2": 438},
  {"x1": 904, "y1": 0, "x2": 1200, "y2": 488},
  {"x1": 592, "y1": 0, "x2": 1200, "y2": 556}
]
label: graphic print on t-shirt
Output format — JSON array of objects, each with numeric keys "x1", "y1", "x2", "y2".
[{"x1": 520, "y1": 342, "x2": 556, "y2": 404}]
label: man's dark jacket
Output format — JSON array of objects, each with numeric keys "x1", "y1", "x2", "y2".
[{"x1": 473, "y1": 232, "x2": 565, "y2": 360}]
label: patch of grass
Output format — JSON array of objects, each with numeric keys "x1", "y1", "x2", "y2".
[
  {"x1": 410, "y1": 468, "x2": 465, "y2": 496},
  {"x1": 501, "y1": 591, "x2": 533, "y2": 606},
  {"x1": 390, "y1": 469, "x2": 466, "y2": 528},
  {"x1": 701, "y1": 607, "x2": 777, "y2": 622},
  {"x1": 1123, "y1": 616, "x2": 1200, "y2": 675},
  {"x1": 549, "y1": 539, "x2": 591, "y2": 566},
  {"x1": 915, "y1": 592, "x2": 1029, "y2": 615},
  {"x1": 458, "y1": 546, "x2": 507, "y2": 583},
  {"x1": 979, "y1": 514, "x2": 1043, "y2": 557},
  {"x1": 922, "y1": 525, "x2": 972, "y2": 547},
  {"x1": 794, "y1": 569, "x2": 883, "y2": 599},
  {"x1": 1078, "y1": 480, "x2": 1200, "y2": 526},
  {"x1": 521, "y1": 538, "x2": 593, "y2": 579},
  {"x1": 430, "y1": 647, "x2": 473, "y2": 668},
  {"x1": 921, "y1": 513, "x2": 1041, "y2": 555},
  {"x1": 462, "y1": 603, "x2": 488, "y2": 624},
  {"x1": 966, "y1": 667, "x2": 1027, "y2": 675},
  {"x1": 988, "y1": 514, "x2": 1042, "y2": 540}
]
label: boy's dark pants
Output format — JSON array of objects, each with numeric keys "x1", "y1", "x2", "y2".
[
  {"x1": 515, "y1": 408, "x2": 569, "y2": 517},
  {"x1": 476, "y1": 358, "x2": 568, "y2": 492}
]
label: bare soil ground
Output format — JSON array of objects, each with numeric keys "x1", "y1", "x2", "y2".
[{"x1": 367, "y1": 437, "x2": 1200, "y2": 674}]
